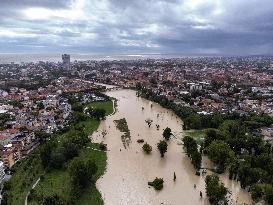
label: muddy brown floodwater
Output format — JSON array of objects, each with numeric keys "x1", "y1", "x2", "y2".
[{"x1": 91, "y1": 89, "x2": 253, "y2": 205}]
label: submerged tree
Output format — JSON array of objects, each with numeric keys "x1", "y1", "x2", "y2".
[
  {"x1": 157, "y1": 140, "x2": 168, "y2": 157},
  {"x1": 163, "y1": 127, "x2": 172, "y2": 140},
  {"x1": 148, "y1": 177, "x2": 164, "y2": 190},
  {"x1": 207, "y1": 140, "x2": 235, "y2": 173},
  {"x1": 205, "y1": 175, "x2": 228, "y2": 205},
  {"x1": 182, "y1": 136, "x2": 202, "y2": 170},
  {"x1": 101, "y1": 130, "x2": 107, "y2": 138},
  {"x1": 145, "y1": 118, "x2": 153, "y2": 127},
  {"x1": 142, "y1": 142, "x2": 152, "y2": 154}
]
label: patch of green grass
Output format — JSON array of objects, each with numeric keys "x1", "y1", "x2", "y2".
[
  {"x1": 28, "y1": 170, "x2": 70, "y2": 205},
  {"x1": 184, "y1": 129, "x2": 207, "y2": 145},
  {"x1": 87, "y1": 100, "x2": 114, "y2": 116},
  {"x1": 78, "y1": 119, "x2": 101, "y2": 136}
]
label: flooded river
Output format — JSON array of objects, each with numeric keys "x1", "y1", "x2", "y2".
[{"x1": 91, "y1": 89, "x2": 252, "y2": 205}]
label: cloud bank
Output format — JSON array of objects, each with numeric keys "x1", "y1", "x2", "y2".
[{"x1": 0, "y1": 0, "x2": 272, "y2": 55}]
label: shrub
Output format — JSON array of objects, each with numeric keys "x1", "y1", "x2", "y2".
[
  {"x1": 148, "y1": 177, "x2": 164, "y2": 190},
  {"x1": 157, "y1": 140, "x2": 168, "y2": 157},
  {"x1": 163, "y1": 127, "x2": 172, "y2": 140},
  {"x1": 142, "y1": 143, "x2": 152, "y2": 154},
  {"x1": 99, "y1": 142, "x2": 107, "y2": 151}
]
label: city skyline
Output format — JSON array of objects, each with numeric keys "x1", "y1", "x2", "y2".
[{"x1": 0, "y1": 0, "x2": 272, "y2": 55}]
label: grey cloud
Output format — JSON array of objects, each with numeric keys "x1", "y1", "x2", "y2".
[
  {"x1": 0, "y1": 0, "x2": 70, "y2": 9},
  {"x1": 0, "y1": 0, "x2": 272, "y2": 54}
]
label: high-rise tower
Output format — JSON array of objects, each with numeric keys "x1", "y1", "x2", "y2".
[{"x1": 62, "y1": 54, "x2": 70, "y2": 70}]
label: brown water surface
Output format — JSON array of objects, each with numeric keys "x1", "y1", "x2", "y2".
[{"x1": 91, "y1": 89, "x2": 252, "y2": 205}]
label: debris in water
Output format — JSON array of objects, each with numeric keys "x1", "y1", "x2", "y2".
[{"x1": 137, "y1": 139, "x2": 144, "y2": 143}]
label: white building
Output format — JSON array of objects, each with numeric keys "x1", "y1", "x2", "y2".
[{"x1": 188, "y1": 83, "x2": 202, "y2": 91}]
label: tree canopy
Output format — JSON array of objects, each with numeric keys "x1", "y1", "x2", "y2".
[
  {"x1": 207, "y1": 140, "x2": 235, "y2": 173},
  {"x1": 205, "y1": 175, "x2": 228, "y2": 205},
  {"x1": 157, "y1": 140, "x2": 168, "y2": 157},
  {"x1": 163, "y1": 127, "x2": 172, "y2": 140}
]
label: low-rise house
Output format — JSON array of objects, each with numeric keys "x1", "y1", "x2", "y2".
[
  {"x1": 0, "y1": 136, "x2": 10, "y2": 146},
  {"x1": 0, "y1": 144, "x2": 21, "y2": 168}
]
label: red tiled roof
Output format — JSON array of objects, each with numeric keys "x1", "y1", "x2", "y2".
[
  {"x1": 6, "y1": 129, "x2": 18, "y2": 134},
  {"x1": 0, "y1": 135, "x2": 8, "y2": 141}
]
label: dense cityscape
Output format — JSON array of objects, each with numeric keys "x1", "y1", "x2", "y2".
[
  {"x1": 1, "y1": 0, "x2": 273, "y2": 204},
  {"x1": 0, "y1": 55, "x2": 273, "y2": 204}
]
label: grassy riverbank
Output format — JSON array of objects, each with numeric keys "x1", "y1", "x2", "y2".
[
  {"x1": 29, "y1": 143, "x2": 106, "y2": 205},
  {"x1": 87, "y1": 100, "x2": 114, "y2": 116},
  {"x1": 4, "y1": 100, "x2": 113, "y2": 205}
]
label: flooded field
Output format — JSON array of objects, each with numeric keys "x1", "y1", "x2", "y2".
[{"x1": 91, "y1": 89, "x2": 252, "y2": 205}]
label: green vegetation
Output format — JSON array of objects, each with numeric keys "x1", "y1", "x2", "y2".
[
  {"x1": 162, "y1": 127, "x2": 172, "y2": 140},
  {"x1": 72, "y1": 101, "x2": 113, "y2": 122},
  {"x1": 264, "y1": 185, "x2": 273, "y2": 204},
  {"x1": 87, "y1": 100, "x2": 113, "y2": 116},
  {"x1": 182, "y1": 136, "x2": 202, "y2": 170},
  {"x1": 87, "y1": 107, "x2": 106, "y2": 120},
  {"x1": 114, "y1": 118, "x2": 129, "y2": 133},
  {"x1": 8, "y1": 100, "x2": 24, "y2": 109},
  {"x1": 34, "y1": 131, "x2": 51, "y2": 143},
  {"x1": 201, "y1": 121, "x2": 273, "y2": 204},
  {"x1": 142, "y1": 143, "x2": 152, "y2": 154},
  {"x1": 205, "y1": 175, "x2": 228, "y2": 205},
  {"x1": 250, "y1": 184, "x2": 263, "y2": 202},
  {"x1": 157, "y1": 140, "x2": 168, "y2": 157},
  {"x1": 148, "y1": 177, "x2": 164, "y2": 190},
  {"x1": 76, "y1": 119, "x2": 100, "y2": 136},
  {"x1": 68, "y1": 157, "x2": 98, "y2": 199},
  {"x1": 28, "y1": 143, "x2": 106, "y2": 205},
  {"x1": 114, "y1": 118, "x2": 131, "y2": 148},
  {"x1": 0, "y1": 113, "x2": 14, "y2": 130},
  {"x1": 1, "y1": 155, "x2": 43, "y2": 205},
  {"x1": 3, "y1": 100, "x2": 113, "y2": 205},
  {"x1": 99, "y1": 142, "x2": 107, "y2": 151},
  {"x1": 72, "y1": 102, "x2": 84, "y2": 112},
  {"x1": 184, "y1": 129, "x2": 206, "y2": 145},
  {"x1": 36, "y1": 101, "x2": 45, "y2": 110},
  {"x1": 207, "y1": 140, "x2": 235, "y2": 173}
]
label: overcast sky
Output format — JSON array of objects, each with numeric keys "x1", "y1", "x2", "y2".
[{"x1": 0, "y1": 0, "x2": 272, "y2": 55}]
